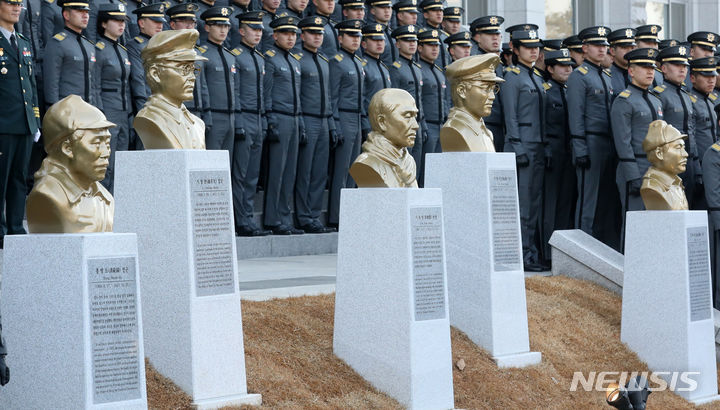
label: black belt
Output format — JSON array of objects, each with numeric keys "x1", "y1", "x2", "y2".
[
  {"x1": 546, "y1": 134, "x2": 564, "y2": 139},
  {"x1": 210, "y1": 108, "x2": 234, "y2": 114},
  {"x1": 302, "y1": 112, "x2": 332, "y2": 119},
  {"x1": 270, "y1": 109, "x2": 299, "y2": 116},
  {"x1": 519, "y1": 122, "x2": 531, "y2": 127},
  {"x1": 618, "y1": 158, "x2": 636, "y2": 162},
  {"x1": 101, "y1": 88, "x2": 117, "y2": 92},
  {"x1": 634, "y1": 153, "x2": 646, "y2": 158},
  {"x1": 339, "y1": 108, "x2": 361, "y2": 114}
]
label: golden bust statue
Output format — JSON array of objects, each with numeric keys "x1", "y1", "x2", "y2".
[
  {"x1": 349, "y1": 88, "x2": 419, "y2": 188},
  {"x1": 640, "y1": 120, "x2": 689, "y2": 210},
  {"x1": 441, "y1": 54, "x2": 505, "y2": 152},
  {"x1": 134, "y1": 29, "x2": 207, "y2": 149},
  {"x1": 27, "y1": 95, "x2": 116, "y2": 233}
]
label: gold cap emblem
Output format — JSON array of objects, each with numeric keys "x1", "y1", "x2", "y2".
[
  {"x1": 625, "y1": 28, "x2": 633, "y2": 38},
  {"x1": 463, "y1": 32, "x2": 469, "y2": 39},
  {"x1": 376, "y1": 24, "x2": 381, "y2": 31},
  {"x1": 315, "y1": 17, "x2": 322, "y2": 24},
  {"x1": 562, "y1": 49, "x2": 569, "y2": 57},
  {"x1": 598, "y1": 26, "x2": 607, "y2": 36},
  {"x1": 708, "y1": 33, "x2": 716, "y2": 42},
  {"x1": 408, "y1": 25, "x2": 415, "y2": 33},
  {"x1": 529, "y1": 30, "x2": 537, "y2": 39},
  {"x1": 186, "y1": 3, "x2": 193, "y2": 11},
  {"x1": 118, "y1": 3, "x2": 125, "y2": 12},
  {"x1": 453, "y1": 7, "x2": 459, "y2": 14},
  {"x1": 679, "y1": 46, "x2": 687, "y2": 55},
  {"x1": 221, "y1": 7, "x2": 228, "y2": 16},
  {"x1": 650, "y1": 25, "x2": 658, "y2": 34},
  {"x1": 431, "y1": 29, "x2": 438, "y2": 37},
  {"x1": 489, "y1": 16, "x2": 498, "y2": 25}
]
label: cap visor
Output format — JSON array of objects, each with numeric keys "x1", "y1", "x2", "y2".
[{"x1": 149, "y1": 16, "x2": 166, "y2": 22}]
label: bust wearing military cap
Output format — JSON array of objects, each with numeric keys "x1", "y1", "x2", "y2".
[
  {"x1": 440, "y1": 54, "x2": 504, "y2": 152},
  {"x1": 640, "y1": 120, "x2": 689, "y2": 210},
  {"x1": 350, "y1": 88, "x2": 419, "y2": 188},
  {"x1": 134, "y1": 29, "x2": 208, "y2": 149},
  {"x1": 27, "y1": 95, "x2": 116, "y2": 233}
]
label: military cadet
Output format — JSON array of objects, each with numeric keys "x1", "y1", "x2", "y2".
[
  {"x1": 328, "y1": 19, "x2": 364, "y2": 226},
  {"x1": 167, "y1": 2, "x2": 212, "y2": 130},
  {"x1": 263, "y1": 15, "x2": 304, "y2": 234},
  {"x1": 689, "y1": 57, "x2": 718, "y2": 168},
  {"x1": 366, "y1": 0, "x2": 394, "y2": 66},
  {"x1": 259, "y1": 0, "x2": 280, "y2": 51},
  {"x1": 226, "y1": 0, "x2": 252, "y2": 48},
  {"x1": 688, "y1": 31, "x2": 718, "y2": 60},
  {"x1": 87, "y1": 0, "x2": 127, "y2": 42},
  {"x1": 702, "y1": 140, "x2": 720, "y2": 309},
  {"x1": 501, "y1": 41, "x2": 512, "y2": 66},
  {"x1": 535, "y1": 38, "x2": 562, "y2": 80},
  {"x1": 417, "y1": 28, "x2": 446, "y2": 162},
  {"x1": 123, "y1": 0, "x2": 144, "y2": 39},
  {"x1": 419, "y1": 0, "x2": 447, "y2": 68},
  {"x1": 198, "y1": 5, "x2": 238, "y2": 155},
  {"x1": 294, "y1": 15, "x2": 335, "y2": 233},
  {"x1": 659, "y1": 38, "x2": 679, "y2": 50},
  {"x1": 542, "y1": 48, "x2": 575, "y2": 264},
  {"x1": 282, "y1": 0, "x2": 308, "y2": 19},
  {"x1": 393, "y1": 0, "x2": 417, "y2": 27},
  {"x1": 611, "y1": 47, "x2": 664, "y2": 221},
  {"x1": 563, "y1": 34, "x2": 583, "y2": 66},
  {"x1": 94, "y1": 3, "x2": 144, "y2": 192},
  {"x1": 444, "y1": 31, "x2": 471, "y2": 62},
  {"x1": 338, "y1": 0, "x2": 362, "y2": 20},
  {"x1": 195, "y1": 0, "x2": 219, "y2": 44},
  {"x1": 0, "y1": 0, "x2": 40, "y2": 247},
  {"x1": 127, "y1": 2, "x2": 165, "y2": 111},
  {"x1": 44, "y1": 0, "x2": 101, "y2": 108},
  {"x1": 311, "y1": 0, "x2": 337, "y2": 58},
  {"x1": 41, "y1": 0, "x2": 64, "y2": 48},
  {"x1": 655, "y1": 45, "x2": 702, "y2": 207},
  {"x1": 567, "y1": 26, "x2": 620, "y2": 249},
  {"x1": 501, "y1": 29, "x2": 546, "y2": 271},
  {"x1": 231, "y1": 10, "x2": 271, "y2": 236},
  {"x1": 442, "y1": 6, "x2": 462, "y2": 36},
  {"x1": 361, "y1": 22, "x2": 391, "y2": 138},
  {"x1": 389, "y1": 24, "x2": 427, "y2": 181},
  {"x1": 607, "y1": 28, "x2": 636, "y2": 100},
  {"x1": 634, "y1": 24, "x2": 663, "y2": 86}
]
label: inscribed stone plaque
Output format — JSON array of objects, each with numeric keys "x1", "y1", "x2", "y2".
[
  {"x1": 687, "y1": 226, "x2": 712, "y2": 322},
  {"x1": 410, "y1": 206, "x2": 447, "y2": 321},
  {"x1": 87, "y1": 256, "x2": 142, "y2": 404},
  {"x1": 489, "y1": 169, "x2": 523, "y2": 272},
  {"x1": 190, "y1": 170, "x2": 236, "y2": 297}
]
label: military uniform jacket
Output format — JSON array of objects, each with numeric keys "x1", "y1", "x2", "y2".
[
  {"x1": 654, "y1": 81, "x2": 698, "y2": 161},
  {"x1": 390, "y1": 56, "x2": 426, "y2": 128},
  {"x1": 126, "y1": 33, "x2": 150, "y2": 111},
  {"x1": 545, "y1": 79, "x2": 569, "y2": 142},
  {"x1": 195, "y1": 0, "x2": 214, "y2": 45},
  {"x1": 423, "y1": 24, "x2": 449, "y2": 68},
  {"x1": 501, "y1": 63, "x2": 546, "y2": 156},
  {"x1": 232, "y1": 42, "x2": 265, "y2": 136},
  {"x1": 184, "y1": 48, "x2": 212, "y2": 127},
  {"x1": 610, "y1": 84, "x2": 663, "y2": 182},
  {"x1": 418, "y1": 57, "x2": 447, "y2": 124},
  {"x1": 40, "y1": 0, "x2": 64, "y2": 50},
  {"x1": 198, "y1": 41, "x2": 238, "y2": 118},
  {"x1": 379, "y1": 23, "x2": 397, "y2": 67},
  {"x1": 317, "y1": 14, "x2": 338, "y2": 60},
  {"x1": 0, "y1": 32, "x2": 40, "y2": 135},
  {"x1": 95, "y1": 36, "x2": 142, "y2": 114},
  {"x1": 298, "y1": 47, "x2": 334, "y2": 132},
  {"x1": 566, "y1": 60, "x2": 614, "y2": 158},
  {"x1": 361, "y1": 54, "x2": 391, "y2": 133},
  {"x1": 226, "y1": 5, "x2": 250, "y2": 49},
  {"x1": 690, "y1": 87, "x2": 718, "y2": 162},
  {"x1": 43, "y1": 27, "x2": 101, "y2": 109},
  {"x1": 330, "y1": 48, "x2": 365, "y2": 131},
  {"x1": 19, "y1": 0, "x2": 43, "y2": 62},
  {"x1": 259, "y1": 8, "x2": 277, "y2": 52},
  {"x1": 609, "y1": 63, "x2": 629, "y2": 102},
  {"x1": 702, "y1": 143, "x2": 720, "y2": 227},
  {"x1": 124, "y1": 0, "x2": 142, "y2": 40},
  {"x1": 263, "y1": 44, "x2": 302, "y2": 129}
]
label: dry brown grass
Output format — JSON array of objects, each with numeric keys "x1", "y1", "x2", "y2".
[{"x1": 145, "y1": 275, "x2": 720, "y2": 409}]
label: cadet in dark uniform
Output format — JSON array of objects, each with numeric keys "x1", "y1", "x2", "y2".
[
  {"x1": 441, "y1": 6, "x2": 462, "y2": 36},
  {"x1": 687, "y1": 31, "x2": 719, "y2": 91},
  {"x1": 225, "y1": 0, "x2": 251, "y2": 48},
  {"x1": 339, "y1": 0, "x2": 363, "y2": 20},
  {"x1": 608, "y1": 28, "x2": 635, "y2": 97},
  {"x1": 635, "y1": 24, "x2": 663, "y2": 86},
  {"x1": 366, "y1": 0, "x2": 394, "y2": 65},
  {"x1": 702, "y1": 141, "x2": 720, "y2": 309},
  {"x1": 563, "y1": 34, "x2": 583, "y2": 66},
  {"x1": 611, "y1": 48, "x2": 664, "y2": 219},
  {"x1": 263, "y1": 15, "x2": 304, "y2": 234},
  {"x1": 41, "y1": 0, "x2": 64, "y2": 48},
  {"x1": 659, "y1": 39, "x2": 679, "y2": 50},
  {"x1": 542, "y1": 49, "x2": 575, "y2": 263},
  {"x1": 94, "y1": 3, "x2": 143, "y2": 192},
  {"x1": 689, "y1": 57, "x2": 718, "y2": 167},
  {"x1": 295, "y1": 16, "x2": 334, "y2": 233},
  {"x1": 0, "y1": 0, "x2": 40, "y2": 247},
  {"x1": 328, "y1": 19, "x2": 364, "y2": 226},
  {"x1": 282, "y1": 0, "x2": 307, "y2": 19},
  {"x1": 231, "y1": 10, "x2": 271, "y2": 236},
  {"x1": 417, "y1": 28, "x2": 446, "y2": 162},
  {"x1": 567, "y1": 26, "x2": 619, "y2": 248},
  {"x1": 198, "y1": 5, "x2": 238, "y2": 155},
  {"x1": 445, "y1": 31, "x2": 471, "y2": 62},
  {"x1": 311, "y1": 0, "x2": 337, "y2": 58},
  {"x1": 389, "y1": 24, "x2": 427, "y2": 182},
  {"x1": 361, "y1": 22, "x2": 391, "y2": 138},
  {"x1": 502, "y1": 29, "x2": 546, "y2": 271},
  {"x1": 419, "y1": 0, "x2": 447, "y2": 68},
  {"x1": 655, "y1": 45, "x2": 702, "y2": 207},
  {"x1": 44, "y1": 0, "x2": 101, "y2": 108},
  {"x1": 535, "y1": 38, "x2": 562, "y2": 80},
  {"x1": 393, "y1": 0, "x2": 417, "y2": 27},
  {"x1": 259, "y1": 0, "x2": 279, "y2": 51},
  {"x1": 123, "y1": 0, "x2": 144, "y2": 39},
  {"x1": 195, "y1": 0, "x2": 218, "y2": 44}
]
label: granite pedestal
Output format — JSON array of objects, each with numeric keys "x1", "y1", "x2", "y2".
[
  {"x1": 114, "y1": 150, "x2": 261, "y2": 409},
  {"x1": 623, "y1": 211, "x2": 720, "y2": 404},
  {"x1": 425, "y1": 152, "x2": 541, "y2": 367},
  {"x1": 334, "y1": 188, "x2": 454, "y2": 409},
  {"x1": 0, "y1": 233, "x2": 147, "y2": 409}
]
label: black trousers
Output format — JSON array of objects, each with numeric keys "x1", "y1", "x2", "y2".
[{"x1": 0, "y1": 134, "x2": 33, "y2": 236}]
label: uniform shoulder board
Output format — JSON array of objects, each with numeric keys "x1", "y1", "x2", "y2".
[
  {"x1": 134, "y1": 36, "x2": 144, "y2": 44},
  {"x1": 710, "y1": 92, "x2": 718, "y2": 101},
  {"x1": 119, "y1": 43, "x2": 127, "y2": 51},
  {"x1": 434, "y1": 64, "x2": 442, "y2": 71},
  {"x1": 361, "y1": 59, "x2": 367, "y2": 66},
  {"x1": 380, "y1": 61, "x2": 389, "y2": 69},
  {"x1": 689, "y1": 94, "x2": 697, "y2": 103},
  {"x1": 413, "y1": 61, "x2": 421, "y2": 68},
  {"x1": 542, "y1": 82, "x2": 551, "y2": 91},
  {"x1": 577, "y1": 65, "x2": 588, "y2": 75},
  {"x1": 440, "y1": 29, "x2": 448, "y2": 36},
  {"x1": 354, "y1": 54, "x2": 363, "y2": 63},
  {"x1": 533, "y1": 68, "x2": 542, "y2": 76},
  {"x1": 603, "y1": 68, "x2": 611, "y2": 76},
  {"x1": 334, "y1": 53, "x2": 343, "y2": 62},
  {"x1": 53, "y1": 32, "x2": 67, "y2": 41},
  {"x1": 712, "y1": 143, "x2": 720, "y2": 152},
  {"x1": 96, "y1": 40, "x2": 105, "y2": 50},
  {"x1": 329, "y1": 18, "x2": 337, "y2": 25},
  {"x1": 319, "y1": 53, "x2": 328, "y2": 62},
  {"x1": 254, "y1": 49, "x2": 264, "y2": 58},
  {"x1": 44, "y1": 0, "x2": 54, "y2": 4},
  {"x1": 618, "y1": 90, "x2": 631, "y2": 99},
  {"x1": 504, "y1": 66, "x2": 520, "y2": 75},
  {"x1": 231, "y1": 48, "x2": 242, "y2": 56},
  {"x1": 392, "y1": 60, "x2": 402, "y2": 68},
  {"x1": 197, "y1": 45, "x2": 207, "y2": 54},
  {"x1": 653, "y1": 85, "x2": 665, "y2": 93},
  {"x1": 265, "y1": 49, "x2": 275, "y2": 57},
  {"x1": 292, "y1": 52, "x2": 302, "y2": 60}
]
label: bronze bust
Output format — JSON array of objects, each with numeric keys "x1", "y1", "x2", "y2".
[
  {"x1": 349, "y1": 88, "x2": 419, "y2": 188},
  {"x1": 134, "y1": 29, "x2": 208, "y2": 149},
  {"x1": 441, "y1": 54, "x2": 505, "y2": 152},
  {"x1": 640, "y1": 120, "x2": 689, "y2": 210},
  {"x1": 27, "y1": 95, "x2": 116, "y2": 233}
]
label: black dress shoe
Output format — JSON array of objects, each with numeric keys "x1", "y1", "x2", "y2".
[
  {"x1": 289, "y1": 227, "x2": 305, "y2": 235},
  {"x1": 300, "y1": 222, "x2": 332, "y2": 234},
  {"x1": 268, "y1": 225, "x2": 292, "y2": 235},
  {"x1": 524, "y1": 262, "x2": 545, "y2": 272},
  {"x1": 248, "y1": 222, "x2": 271, "y2": 236},
  {"x1": 236, "y1": 226, "x2": 259, "y2": 237}
]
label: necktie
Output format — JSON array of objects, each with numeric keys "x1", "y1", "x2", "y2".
[{"x1": 9, "y1": 34, "x2": 18, "y2": 53}]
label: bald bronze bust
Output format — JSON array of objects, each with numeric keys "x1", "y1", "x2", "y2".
[
  {"x1": 134, "y1": 29, "x2": 207, "y2": 149},
  {"x1": 349, "y1": 89, "x2": 419, "y2": 188},
  {"x1": 441, "y1": 54, "x2": 505, "y2": 152},
  {"x1": 640, "y1": 120, "x2": 689, "y2": 210},
  {"x1": 27, "y1": 95, "x2": 116, "y2": 233}
]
